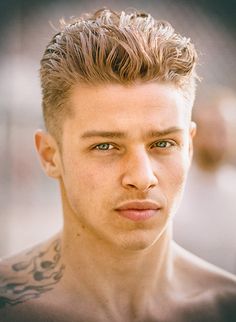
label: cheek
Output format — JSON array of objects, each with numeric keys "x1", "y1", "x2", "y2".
[
  {"x1": 164, "y1": 155, "x2": 190, "y2": 214},
  {"x1": 62, "y1": 158, "x2": 113, "y2": 208},
  {"x1": 162, "y1": 154, "x2": 189, "y2": 195}
]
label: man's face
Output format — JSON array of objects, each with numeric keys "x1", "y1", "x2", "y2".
[{"x1": 58, "y1": 82, "x2": 195, "y2": 250}]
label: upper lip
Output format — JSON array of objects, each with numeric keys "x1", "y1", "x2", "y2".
[{"x1": 115, "y1": 200, "x2": 161, "y2": 211}]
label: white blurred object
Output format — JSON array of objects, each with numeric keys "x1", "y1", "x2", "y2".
[{"x1": 174, "y1": 163, "x2": 236, "y2": 274}]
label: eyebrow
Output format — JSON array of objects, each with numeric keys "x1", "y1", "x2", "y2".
[
  {"x1": 146, "y1": 127, "x2": 184, "y2": 138},
  {"x1": 80, "y1": 127, "x2": 184, "y2": 139},
  {"x1": 81, "y1": 131, "x2": 126, "y2": 139}
]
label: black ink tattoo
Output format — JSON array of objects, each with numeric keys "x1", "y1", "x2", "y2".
[{"x1": 0, "y1": 239, "x2": 65, "y2": 309}]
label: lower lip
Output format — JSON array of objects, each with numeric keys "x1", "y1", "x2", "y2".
[{"x1": 116, "y1": 209, "x2": 158, "y2": 222}]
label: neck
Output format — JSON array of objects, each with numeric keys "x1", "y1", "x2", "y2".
[{"x1": 61, "y1": 224, "x2": 173, "y2": 310}]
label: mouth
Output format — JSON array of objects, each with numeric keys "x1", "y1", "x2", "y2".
[{"x1": 115, "y1": 200, "x2": 161, "y2": 222}]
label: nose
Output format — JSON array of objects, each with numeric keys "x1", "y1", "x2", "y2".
[{"x1": 121, "y1": 148, "x2": 158, "y2": 192}]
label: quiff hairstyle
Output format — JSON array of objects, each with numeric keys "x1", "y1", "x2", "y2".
[{"x1": 40, "y1": 8, "x2": 198, "y2": 140}]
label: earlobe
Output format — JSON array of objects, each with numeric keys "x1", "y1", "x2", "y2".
[{"x1": 34, "y1": 130, "x2": 62, "y2": 179}]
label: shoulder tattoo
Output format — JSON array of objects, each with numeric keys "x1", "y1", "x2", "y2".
[{"x1": 0, "y1": 239, "x2": 65, "y2": 309}]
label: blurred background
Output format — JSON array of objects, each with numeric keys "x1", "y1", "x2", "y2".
[{"x1": 0, "y1": 0, "x2": 236, "y2": 273}]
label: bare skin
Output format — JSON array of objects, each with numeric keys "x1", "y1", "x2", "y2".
[
  {"x1": 1, "y1": 83, "x2": 235, "y2": 321},
  {"x1": 0, "y1": 233, "x2": 235, "y2": 322}
]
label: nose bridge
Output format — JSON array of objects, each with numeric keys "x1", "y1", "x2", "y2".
[{"x1": 122, "y1": 146, "x2": 158, "y2": 191}]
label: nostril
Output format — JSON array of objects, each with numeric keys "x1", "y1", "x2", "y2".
[{"x1": 122, "y1": 174, "x2": 158, "y2": 192}]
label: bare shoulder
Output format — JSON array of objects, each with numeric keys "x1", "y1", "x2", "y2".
[
  {"x1": 0, "y1": 234, "x2": 64, "y2": 321},
  {"x1": 173, "y1": 242, "x2": 236, "y2": 321}
]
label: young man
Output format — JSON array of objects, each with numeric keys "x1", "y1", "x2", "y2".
[{"x1": 0, "y1": 8, "x2": 235, "y2": 322}]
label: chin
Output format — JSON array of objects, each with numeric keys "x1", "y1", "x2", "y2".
[{"x1": 116, "y1": 229, "x2": 164, "y2": 252}]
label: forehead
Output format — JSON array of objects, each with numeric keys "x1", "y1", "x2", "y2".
[{"x1": 65, "y1": 82, "x2": 190, "y2": 135}]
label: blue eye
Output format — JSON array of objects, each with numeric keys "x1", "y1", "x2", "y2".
[
  {"x1": 152, "y1": 141, "x2": 173, "y2": 148},
  {"x1": 95, "y1": 143, "x2": 113, "y2": 150}
]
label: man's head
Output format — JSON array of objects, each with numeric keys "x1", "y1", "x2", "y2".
[
  {"x1": 40, "y1": 8, "x2": 198, "y2": 142},
  {"x1": 36, "y1": 8, "x2": 198, "y2": 250}
]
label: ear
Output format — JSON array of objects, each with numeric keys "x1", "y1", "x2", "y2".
[
  {"x1": 188, "y1": 121, "x2": 197, "y2": 161},
  {"x1": 34, "y1": 130, "x2": 62, "y2": 179}
]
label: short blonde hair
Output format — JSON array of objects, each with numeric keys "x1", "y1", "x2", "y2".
[{"x1": 40, "y1": 8, "x2": 198, "y2": 139}]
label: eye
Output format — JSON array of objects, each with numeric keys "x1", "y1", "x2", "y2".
[
  {"x1": 151, "y1": 140, "x2": 174, "y2": 149},
  {"x1": 94, "y1": 143, "x2": 114, "y2": 151}
]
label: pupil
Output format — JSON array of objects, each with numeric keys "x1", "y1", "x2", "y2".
[{"x1": 99, "y1": 144, "x2": 109, "y2": 150}]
